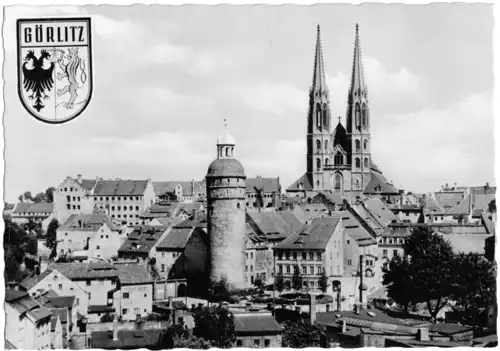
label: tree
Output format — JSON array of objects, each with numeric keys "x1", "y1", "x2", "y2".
[
  {"x1": 18, "y1": 194, "x2": 23, "y2": 203},
  {"x1": 23, "y1": 191, "x2": 33, "y2": 202},
  {"x1": 193, "y1": 305, "x2": 235, "y2": 348},
  {"x1": 275, "y1": 272, "x2": 285, "y2": 296},
  {"x1": 382, "y1": 254, "x2": 415, "y2": 314},
  {"x1": 45, "y1": 219, "x2": 60, "y2": 259},
  {"x1": 210, "y1": 276, "x2": 231, "y2": 302},
  {"x1": 451, "y1": 252, "x2": 496, "y2": 325},
  {"x1": 282, "y1": 319, "x2": 326, "y2": 348},
  {"x1": 292, "y1": 265, "x2": 303, "y2": 292},
  {"x1": 383, "y1": 227, "x2": 455, "y2": 321},
  {"x1": 45, "y1": 187, "x2": 56, "y2": 203},
  {"x1": 158, "y1": 321, "x2": 212, "y2": 350},
  {"x1": 33, "y1": 192, "x2": 46, "y2": 203},
  {"x1": 319, "y1": 271, "x2": 329, "y2": 293}
]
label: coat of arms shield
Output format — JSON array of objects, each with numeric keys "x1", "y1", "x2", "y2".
[{"x1": 17, "y1": 17, "x2": 93, "y2": 124}]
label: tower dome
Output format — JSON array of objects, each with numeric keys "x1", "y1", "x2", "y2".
[{"x1": 217, "y1": 129, "x2": 236, "y2": 145}]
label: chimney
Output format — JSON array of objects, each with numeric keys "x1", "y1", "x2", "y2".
[
  {"x1": 341, "y1": 319, "x2": 347, "y2": 334},
  {"x1": 309, "y1": 294, "x2": 317, "y2": 325},
  {"x1": 192, "y1": 209, "x2": 197, "y2": 221},
  {"x1": 112, "y1": 314, "x2": 119, "y2": 341},
  {"x1": 417, "y1": 328, "x2": 429, "y2": 341}
]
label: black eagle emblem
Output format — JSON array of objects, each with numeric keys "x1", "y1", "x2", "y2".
[{"x1": 22, "y1": 49, "x2": 55, "y2": 112}]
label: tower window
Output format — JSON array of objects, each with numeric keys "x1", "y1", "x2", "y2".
[
  {"x1": 362, "y1": 103, "x2": 368, "y2": 128},
  {"x1": 335, "y1": 173, "x2": 342, "y2": 191},
  {"x1": 355, "y1": 103, "x2": 361, "y2": 127},
  {"x1": 322, "y1": 104, "x2": 328, "y2": 128},
  {"x1": 237, "y1": 203, "x2": 241, "y2": 209},
  {"x1": 316, "y1": 104, "x2": 322, "y2": 129},
  {"x1": 325, "y1": 158, "x2": 329, "y2": 166},
  {"x1": 355, "y1": 158, "x2": 361, "y2": 168},
  {"x1": 316, "y1": 180, "x2": 320, "y2": 187},
  {"x1": 316, "y1": 140, "x2": 321, "y2": 151},
  {"x1": 364, "y1": 157, "x2": 369, "y2": 168},
  {"x1": 324, "y1": 140, "x2": 328, "y2": 151},
  {"x1": 364, "y1": 140, "x2": 367, "y2": 150},
  {"x1": 316, "y1": 158, "x2": 321, "y2": 170},
  {"x1": 355, "y1": 140, "x2": 360, "y2": 151},
  {"x1": 225, "y1": 147, "x2": 230, "y2": 157}
]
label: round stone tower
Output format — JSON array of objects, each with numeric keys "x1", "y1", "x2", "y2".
[{"x1": 206, "y1": 127, "x2": 246, "y2": 290}]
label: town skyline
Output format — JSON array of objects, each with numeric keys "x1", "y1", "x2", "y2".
[{"x1": 3, "y1": 4, "x2": 494, "y2": 203}]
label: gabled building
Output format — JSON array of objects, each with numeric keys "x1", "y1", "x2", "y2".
[
  {"x1": 117, "y1": 225, "x2": 171, "y2": 265},
  {"x1": 246, "y1": 176, "x2": 282, "y2": 210},
  {"x1": 53, "y1": 174, "x2": 96, "y2": 223},
  {"x1": 140, "y1": 201, "x2": 204, "y2": 224},
  {"x1": 153, "y1": 179, "x2": 206, "y2": 203},
  {"x1": 11, "y1": 202, "x2": 54, "y2": 232},
  {"x1": 56, "y1": 213, "x2": 125, "y2": 261},
  {"x1": 5, "y1": 289, "x2": 53, "y2": 350}
]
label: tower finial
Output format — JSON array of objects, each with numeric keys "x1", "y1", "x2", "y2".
[{"x1": 223, "y1": 118, "x2": 227, "y2": 129}]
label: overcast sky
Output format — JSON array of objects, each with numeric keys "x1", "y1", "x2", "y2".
[{"x1": 3, "y1": 4, "x2": 494, "y2": 202}]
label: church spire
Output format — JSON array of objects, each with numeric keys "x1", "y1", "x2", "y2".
[
  {"x1": 312, "y1": 25, "x2": 327, "y2": 94},
  {"x1": 349, "y1": 23, "x2": 366, "y2": 96}
]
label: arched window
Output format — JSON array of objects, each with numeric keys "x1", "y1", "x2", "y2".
[
  {"x1": 362, "y1": 103, "x2": 367, "y2": 128},
  {"x1": 324, "y1": 140, "x2": 328, "y2": 151},
  {"x1": 316, "y1": 158, "x2": 321, "y2": 170},
  {"x1": 316, "y1": 104, "x2": 322, "y2": 129},
  {"x1": 355, "y1": 103, "x2": 361, "y2": 127},
  {"x1": 355, "y1": 139, "x2": 361, "y2": 151},
  {"x1": 316, "y1": 140, "x2": 321, "y2": 151},
  {"x1": 364, "y1": 157, "x2": 369, "y2": 168},
  {"x1": 334, "y1": 152, "x2": 343, "y2": 166},
  {"x1": 316, "y1": 180, "x2": 320, "y2": 187},
  {"x1": 355, "y1": 158, "x2": 361, "y2": 168},
  {"x1": 325, "y1": 158, "x2": 329, "y2": 166},
  {"x1": 225, "y1": 147, "x2": 230, "y2": 157},
  {"x1": 363, "y1": 139, "x2": 367, "y2": 150},
  {"x1": 335, "y1": 173, "x2": 342, "y2": 191}
]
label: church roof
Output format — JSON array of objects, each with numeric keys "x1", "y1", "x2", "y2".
[
  {"x1": 286, "y1": 173, "x2": 314, "y2": 192},
  {"x1": 332, "y1": 121, "x2": 348, "y2": 150},
  {"x1": 363, "y1": 165, "x2": 399, "y2": 195}
]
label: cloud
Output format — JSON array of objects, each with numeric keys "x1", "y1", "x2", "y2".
[
  {"x1": 372, "y1": 92, "x2": 493, "y2": 192},
  {"x1": 233, "y1": 82, "x2": 307, "y2": 116}
]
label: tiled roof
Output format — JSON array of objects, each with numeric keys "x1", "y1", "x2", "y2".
[
  {"x1": 91, "y1": 329, "x2": 163, "y2": 349},
  {"x1": 156, "y1": 228, "x2": 194, "y2": 250},
  {"x1": 20, "y1": 270, "x2": 54, "y2": 290},
  {"x1": 118, "y1": 226, "x2": 169, "y2": 254},
  {"x1": 286, "y1": 173, "x2": 314, "y2": 192},
  {"x1": 233, "y1": 313, "x2": 281, "y2": 334},
  {"x1": 363, "y1": 198, "x2": 399, "y2": 227},
  {"x1": 79, "y1": 179, "x2": 97, "y2": 190},
  {"x1": 275, "y1": 217, "x2": 340, "y2": 250},
  {"x1": 114, "y1": 264, "x2": 154, "y2": 285},
  {"x1": 428, "y1": 322, "x2": 473, "y2": 335},
  {"x1": 246, "y1": 177, "x2": 281, "y2": 193},
  {"x1": 47, "y1": 296, "x2": 75, "y2": 309},
  {"x1": 92, "y1": 180, "x2": 149, "y2": 196},
  {"x1": 12, "y1": 202, "x2": 54, "y2": 214},
  {"x1": 47, "y1": 263, "x2": 118, "y2": 280},
  {"x1": 142, "y1": 202, "x2": 202, "y2": 218},
  {"x1": 207, "y1": 158, "x2": 245, "y2": 177},
  {"x1": 434, "y1": 192, "x2": 465, "y2": 209},
  {"x1": 294, "y1": 203, "x2": 329, "y2": 223},
  {"x1": 5, "y1": 289, "x2": 29, "y2": 302},
  {"x1": 247, "y1": 211, "x2": 303, "y2": 240},
  {"x1": 316, "y1": 309, "x2": 425, "y2": 330},
  {"x1": 59, "y1": 213, "x2": 115, "y2": 232},
  {"x1": 349, "y1": 203, "x2": 384, "y2": 235},
  {"x1": 49, "y1": 307, "x2": 69, "y2": 324},
  {"x1": 363, "y1": 168, "x2": 399, "y2": 195},
  {"x1": 175, "y1": 214, "x2": 208, "y2": 229},
  {"x1": 152, "y1": 180, "x2": 205, "y2": 197},
  {"x1": 333, "y1": 211, "x2": 376, "y2": 246}
]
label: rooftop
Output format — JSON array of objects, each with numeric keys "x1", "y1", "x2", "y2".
[
  {"x1": 156, "y1": 227, "x2": 196, "y2": 250},
  {"x1": 247, "y1": 210, "x2": 303, "y2": 240},
  {"x1": 152, "y1": 180, "x2": 205, "y2": 197},
  {"x1": 92, "y1": 179, "x2": 150, "y2": 196},
  {"x1": 246, "y1": 177, "x2": 281, "y2": 193},
  {"x1": 233, "y1": 312, "x2": 281, "y2": 334},
  {"x1": 118, "y1": 225, "x2": 169, "y2": 254},
  {"x1": 91, "y1": 329, "x2": 163, "y2": 349},
  {"x1": 13, "y1": 202, "x2": 54, "y2": 214},
  {"x1": 59, "y1": 213, "x2": 115, "y2": 232},
  {"x1": 275, "y1": 216, "x2": 340, "y2": 250}
]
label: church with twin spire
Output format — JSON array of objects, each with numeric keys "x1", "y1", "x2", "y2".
[{"x1": 287, "y1": 24, "x2": 398, "y2": 201}]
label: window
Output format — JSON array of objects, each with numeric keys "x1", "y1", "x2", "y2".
[
  {"x1": 254, "y1": 339, "x2": 260, "y2": 347},
  {"x1": 364, "y1": 158, "x2": 368, "y2": 168},
  {"x1": 383, "y1": 249, "x2": 387, "y2": 257},
  {"x1": 58, "y1": 284, "x2": 62, "y2": 290},
  {"x1": 316, "y1": 139, "x2": 321, "y2": 151},
  {"x1": 236, "y1": 340, "x2": 243, "y2": 347},
  {"x1": 133, "y1": 308, "x2": 140, "y2": 315},
  {"x1": 136, "y1": 206, "x2": 139, "y2": 211},
  {"x1": 364, "y1": 139, "x2": 368, "y2": 150},
  {"x1": 316, "y1": 158, "x2": 321, "y2": 170},
  {"x1": 48, "y1": 284, "x2": 52, "y2": 289},
  {"x1": 309, "y1": 252, "x2": 314, "y2": 260},
  {"x1": 96, "y1": 245, "x2": 100, "y2": 250},
  {"x1": 347, "y1": 240, "x2": 350, "y2": 244},
  {"x1": 355, "y1": 158, "x2": 361, "y2": 168},
  {"x1": 265, "y1": 339, "x2": 271, "y2": 348},
  {"x1": 250, "y1": 265, "x2": 253, "y2": 272},
  {"x1": 334, "y1": 152, "x2": 343, "y2": 166},
  {"x1": 347, "y1": 259, "x2": 352, "y2": 266},
  {"x1": 316, "y1": 265, "x2": 322, "y2": 274},
  {"x1": 309, "y1": 266, "x2": 314, "y2": 275},
  {"x1": 302, "y1": 265, "x2": 307, "y2": 274},
  {"x1": 317, "y1": 252, "x2": 322, "y2": 260},
  {"x1": 355, "y1": 139, "x2": 360, "y2": 151},
  {"x1": 393, "y1": 250, "x2": 398, "y2": 257},
  {"x1": 286, "y1": 265, "x2": 290, "y2": 274},
  {"x1": 117, "y1": 206, "x2": 121, "y2": 211},
  {"x1": 161, "y1": 264, "x2": 165, "y2": 272},
  {"x1": 293, "y1": 252, "x2": 297, "y2": 260},
  {"x1": 122, "y1": 309, "x2": 128, "y2": 315},
  {"x1": 86, "y1": 280, "x2": 91, "y2": 286}
]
